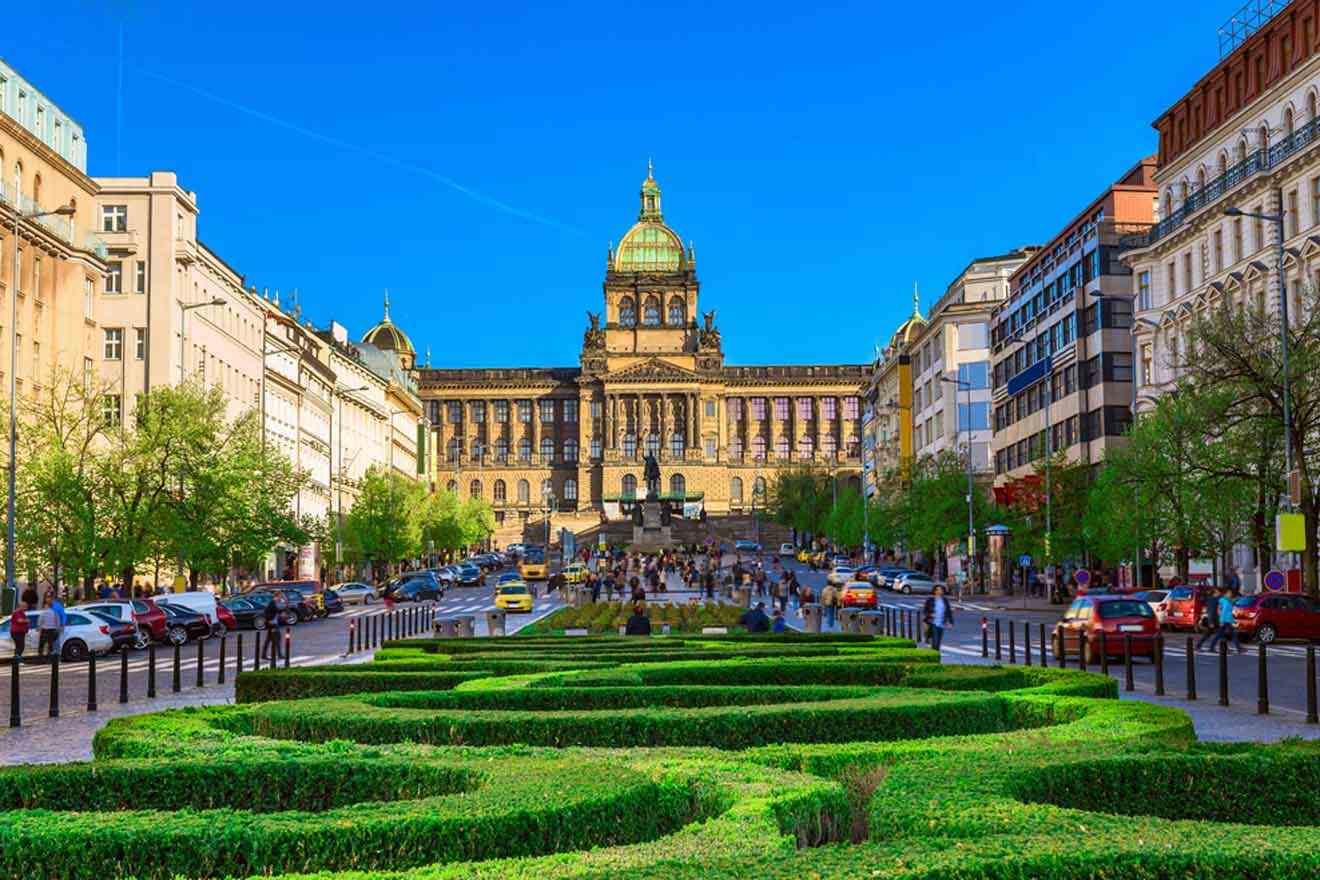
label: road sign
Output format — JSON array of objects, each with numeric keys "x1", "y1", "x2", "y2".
[
  {"x1": 1018, "y1": 554, "x2": 1032, "y2": 568},
  {"x1": 1264, "y1": 569, "x2": 1286, "y2": 592},
  {"x1": 1074, "y1": 569, "x2": 1091, "y2": 589}
]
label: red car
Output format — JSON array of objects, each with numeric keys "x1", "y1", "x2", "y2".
[
  {"x1": 1165, "y1": 585, "x2": 1217, "y2": 631},
  {"x1": 1052, "y1": 596, "x2": 1160, "y2": 664},
  {"x1": 1232, "y1": 594, "x2": 1320, "y2": 643},
  {"x1": 214, "y1": 603, "x2": 238, "y2": 636}
]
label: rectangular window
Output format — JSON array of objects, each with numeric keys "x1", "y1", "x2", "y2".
[
  {"x1": 1212, "y1": 231, "x2": 1223, "y2": 274},
  {"x1": 102, "y1": 394, "x2": 122, "y2": 427},
  {"x1": 773, "y1": 397, "x2": 789, "y2": 420},
  {"x1": 704, "y1": 399, "x2": 716, "y2": 417},
  {"x1": 796, "y1": 397, "x2": 812, "y2": 420},
  {"x1": 728, "y1": 398, "x2": 743, "y2": 420},
  {"x1": 957, "y1": 361, "x2": 989, "y2": 389},
  {"x1": 822, "y1": 397, "x2": 837, "y2": 420},
  {"x1": 1182, "y1": 252, "x2": 1193, "y2": 294},
  {"x1": 447, "y1": 401, "x2": 462, "y2": 423},
  {"x1": 469, "y1": 401, "x2": 485, "y2": 422},
  {"x1": 1109, "y1": 352, "x2": 1133, "y2": 382},
  {"x1": 704, "y1": 437, "x2": 716, "y2": 459},
  {"x1": 103, "y1": 328, "x2": 123, "y2": 361},
  {"x1": 517, "y1": 399, "x2": 532, "y2": 422},
  {"x1": 590, "y1": 399, "x2": 602, "y2": 419},
  {"x1": 106, "y1": 261, "x2": 123, "y2": 294},
  {"x1": 135, "y1": 261, "x2": 146, "y2": 294},
  {"x1": 590, "y1": 437, "x2": 602, "y2": 460},
  {"x1": 1140, "y1": 343, "x2": 1154, "y2": 386},
  {"x1": 83, "y1": 278, "x2": 93, "y2": 318},
  {"x1": 958, "y1": 322, "x2": 988, "y2": 349},
  {"x1": 493, "y1": 400, "x2": 509, "y2": 422},
  {"x1": 1253, "y1": 206, "x2": 1264, "y2": 254},
  {"x1": 101, "y1": 205, "x2": 127, "y2": 233},
  {"x1": 135, "y1": 328, "x2": 146, "y2": 360},
  {"x1": 427, "y1": 401, "x2": 441, "y2": 424},
  {"x1": 843, "y1": 396, "x2": 859, "y2": 419},
  {"x1": 1233, "y1": 219, "x2": 1244, "y2": 262},
  {"x1": 1137, "y1": 270, "x2": 1151, "y2": 311},
  {"x1": 751, "y1": 397, "x2": 766, "y2": 421},
  {"x1": 563, "y1": 400, "x2": 578, "y2": 422},
  {"x1": 1312, "y1": 177, "x2": 1320, "y2": 228},
  {"x1": 539, "y1": 399, "x2": 555, "y2": 422},
  {"x1": 1289, "y1": 189, "x2": 1300, "y2": 237}
]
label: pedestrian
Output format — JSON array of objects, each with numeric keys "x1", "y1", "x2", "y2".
[
  {"x1": 771, "y1": 608, "x2": 787, "y2": 633},
  {"x1": 739, "y1": 601, "x2": 771, "y2": 633},
  {"x1": 36, "y1": 594, "x2": 61, "y2": 658},
  {"x1": 820, "y1": 583, "x2": 838, "y2": 629},
  {"x1": 1204, "y1": 587, "x2": 1244, "y2": 654},
  {"x1": 630, "y1": 577, "x2": 645, "y2": 604},
  {"x1": 1195, "y1": 586, "x2": 1220, "y2": 651},
  {"x1": 923, "y1": 584, "x2": 955, "y2": 651},
  {"x1": 8, "y1": 594, "x2": 30, "y2": 659},
  {"x1": 382, "y1": 579, "x2": 397, "y2": 610},
  {"x1": 624, "y1": 602, "x2": 652, "y2": 636},
  {"x1": 589, "y1": 573, "x2": 601, "y2": 604}
]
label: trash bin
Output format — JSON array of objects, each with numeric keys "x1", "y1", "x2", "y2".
[
  {"x1": 858, "y1": 610, "x2": 883, "y2": 636},
  {"x1": 485, "y1": 609, "x2": 507, "y2": 637},
  {"x1": 839, "y1": 608, "x2": 862, "y2": 634},
  {"x1": 801, "y1": 603, "x2": 823, "y2": 633},
  {"x1": 438, "y1": 618, "x2": 458, "y2": 638},
  {"x1": 456, "y1": 616, "x2": 476, "y2": 638}
]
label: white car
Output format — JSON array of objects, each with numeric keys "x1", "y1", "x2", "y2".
[
  {"x1": 77, "y1": 602, "x2": 150, "y2": 650},
  {"x1": 333, "y1": 582, "x2": 379, "y2": 605},
  {"x1": 0, "y1": 611, "x2": 115, "y2": 661},
  {"x1": 779, "y1": 543, "x2": 796, "y2": 556},
  {"x1": 827, "y1": 566, "x2": 856, "y2": 586},
  {"x1": 893, "y1": 573, "x2": 938, "y2": 595}
]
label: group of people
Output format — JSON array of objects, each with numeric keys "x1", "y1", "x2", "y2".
[
  {"x1": 7, "y1": 588, "x2": 69, "y2": 659},
  {"x1": 1194, "y1": 584, "x2": 1248, "y2": 654}
]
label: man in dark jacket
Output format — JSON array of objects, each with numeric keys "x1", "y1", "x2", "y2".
[
  {"x1": 922, "y1": 585, "x2": 955, "y2": 651},
  {"x1": 624, "y1": 603, "x2": 652, "y2": 635},
  {"x1": 739, "y1": 601, "x2": 771, "y2": 634}
]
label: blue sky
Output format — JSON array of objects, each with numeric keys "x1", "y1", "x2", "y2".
[{"x1": 13, "y1": 0, "x2": 1235, "y2": 366}]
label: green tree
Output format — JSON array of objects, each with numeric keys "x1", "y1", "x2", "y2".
[{"x1": 344, "y1": 465, "x2": 427, "y2": 577}]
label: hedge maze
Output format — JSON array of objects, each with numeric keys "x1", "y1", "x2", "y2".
[{"x1": 4, "y1": 632, "x2": 1319, "y2": 879}]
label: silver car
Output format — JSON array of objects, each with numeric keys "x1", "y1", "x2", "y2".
[
  {"x1": 332, "y1": 582, "x2": 379, "y2": 605},
  {"x1": 893, "y1": 573, "x2": 938, "y2": 594}
]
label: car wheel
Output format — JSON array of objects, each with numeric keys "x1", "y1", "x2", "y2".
[
  {"x1": 1258, "y1": 623, "x2": 1277, "y2": 644},
  {"x1": 131, "y1": 629, "x2": 150, "y2": 651},
  {"x1": 364, "y1": 595, "x2": 372, "y2": 605},
  {"x1": 168, "y1": 626, "x2": 188, "y2": 646},
  {"x1": 211, "y1": 623, "x2": 227, "y2": 640},
  {"x1": 60, "y1": 639, "x2": 89, "y2": 663},
  {"x1": 253, "y1": 616, "x2": 268, "y2": 631},
  {"x1": 901, "y1": 584, "x2": 911, "y2": 595}
]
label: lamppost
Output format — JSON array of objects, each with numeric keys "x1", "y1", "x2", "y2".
[
  {"x1": 941, "y1": 376, "x2": 976, "y2": 584},
  {"x1": 543, "y1": 488, "x2": 557, "y2": 549},
  {"x1": 6, "y1": 202, "x2": 76, "y2": 611},
  {"x1": 333, "y1": 384, "x2": 370, "y2": 577},
  {"x1": 178, "y1": 297, "x2": 226, "y2": 383}
]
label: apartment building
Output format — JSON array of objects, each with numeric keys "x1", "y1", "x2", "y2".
[{"x1": 862, "y1": 290, "x2": 924, "y2": 493}]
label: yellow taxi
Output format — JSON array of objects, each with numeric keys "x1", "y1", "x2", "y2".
[
  {"x1": 517, "y1": 549, "x2": 548, "y2": 581},
  {"x1": 494, "y1": 581, "x2": 534, "y2": 613},
  {"x1": 796, "y1": 548, "x2": 812, "y2": 563},
  {"x1": 840, "y1": 580, "x2": 878, "y2": 609},
  {"x1": 562, "y1": 562, "x2": 588, "y2": 584}
]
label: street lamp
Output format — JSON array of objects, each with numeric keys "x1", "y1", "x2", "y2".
[
  {"x1": 941, "y1": 376, "x2": 976, "y2": 584},
  {"x1": 1224, "y1": 204, "x2": 1294, "y2": 514},
  {"x1": 543, "y1": 488, "x2": 557, "y2": 550},
  {"x1": 334, "y1": 384, "x2": 371, "y2": 574},
  {"x1": 178, "y1": 297, "x2": 226, "y2": 383},
  {"x1": 6, "y1": 202, "x2": 76, "y2": 611}
]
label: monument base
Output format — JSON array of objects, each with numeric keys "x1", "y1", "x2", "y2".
[{"x1": 628, "y1": 499, "x2": 673, "y2": 553}]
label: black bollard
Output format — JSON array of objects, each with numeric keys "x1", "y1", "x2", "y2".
[
  {"x1": 218, "y1": 635, "x2": 226, "y2": 686},
  {"x1": 980, "y1": 619, "x2": 988, "y2": 657},
  {"x1": 1154, "y1": 635, "x2": 1165, "y2": 696},
  {"x1": 147, "y1": 644, "x2": 157, "y2": 698},
  {"x1": 994, "y1": 619, "x2": 1002, "y2": 661},
  {"x1": 1304, "y1": 643, "x2": 1314, "y2": 728},
  {"x1": 1218, "y1": 639, "x2": 1229, "y2": 706},
  {"x1": 1056, "y1": 630, "x2": 1066, "y2": 669},
  {"x1": 284, "y1": 630, "x2": 291, "y2": 669},
  {"x1": 1039, "y1": 623, "x2": 1047, "y2": 667},
  {"x1": 237, "y1": 633, "x2": 244, "y2": 675},
  {"x1": 1186, "y1": 636, "x2": 1197, "y2": 700},
  {"x1": 119, "y1": 648, "x2": 129, "y2": 704},
  {"x1": 1008, "y1": 622, "x2": 1016, "y2": 664},
  {"x1": 1257, "y1": 642, "x2": 1269, "y2": 715},
  {"x1": 87, "y1": 651, "x2": 97, "y2": 712},
  {"x1": 1023, "y1": 622, "x2": 1031, "y2": 667},
  {"x1": 49, "y1": 654, "x2": 59, "y2": 718},
  {"x1": 172, "y1": 643, "x2": 181, "y2": 693},
  {"x1": 1099, "y1": 631, "x2": 1109, "y2": 676},
  {"x1": 196, "y1": 637, "x2": 205, "y2": 688},
  {"x1": 1123, "y1": 635, "x2": 1134, "y2": 692},
  {"x1": 346, "y1": 621, "x2": 355, "y2": 655},
  {"x1": 1079, "y1": 633, "x2": 1088, "y2": 671},
  {"x1": 9, "y1": 656, "x2": 19, "y2": 728}
]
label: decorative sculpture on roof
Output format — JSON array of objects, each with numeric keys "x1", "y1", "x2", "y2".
[
  {"x1": 583, "y1": 310, "x2": 606, "y2": 350},
  {"x1": 698, "y1": 309, "x2": 722, "y2": 349}
]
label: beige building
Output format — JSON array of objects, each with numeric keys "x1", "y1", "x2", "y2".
[
  {"x1": 415, "y1": 167, "x2": 865, "y2": 546},
  {"x1": 92, "y1": 171, "x2": 265, "y2": 423},
  {"x1": 863, "y1": 291, "x2": 925, "y2": 495},
  {"x1": 0, "y1": 59, "x2": 107, "y2": 408}
]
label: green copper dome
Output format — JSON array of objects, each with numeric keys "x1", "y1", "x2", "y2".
[{"x1": 613, "y1": 162, "x2": 688, "y2": 272}]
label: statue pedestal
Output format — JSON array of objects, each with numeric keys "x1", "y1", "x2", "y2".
[{"x1": 630, "y1": 501, "x2": 672, "y2": 553}]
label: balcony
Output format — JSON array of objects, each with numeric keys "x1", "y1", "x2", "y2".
[{"x1": 0, "y1": 183, "x2": 109, "y2": 259}]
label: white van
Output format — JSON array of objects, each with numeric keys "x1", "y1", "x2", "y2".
[{"x1": 155, "y1": 591, "x2": 219, "y2": 630}]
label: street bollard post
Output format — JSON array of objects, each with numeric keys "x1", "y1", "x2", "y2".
[
  {"x1": 9, "y1": 656, "x2": 19, "y2": 727},
  {"x1": 147, "y1": 644, "x2": 157, "y2": 698},
  {"x1": 284, "y1": 630, "x2": 291, "y2": 669},
  {"x1": 1307, "y1": 645, "x2": 1318, "y2": 724},
  {"x1": 87, "y1": 651, "x2": 97, "y2": 712},
  {"x1": 1039, "y1": 623, "x2": 1047, "y2": 666},
  {"x1": 1008, "y1": 622, "x2": 1016, "y2": 664},
  {"x1": 1099, "y1": 631, "x2": 1109, "y2": 676},
  {"x1": 196, "y1": 638, "x2": 205, "y2": 688},
  {"x1": 1218, "y1": 640, "x2": 1229, "y2": 706},
  {"x1": 119, "y1": 649, "x2": 129, "y2": 704},
  {"x1": 1186, "y1": 636, "x2": 1197, "y2": 700},
  {"x1": 994, "y1": 619, "x2": 1002, "y2": 661},
  {"x1": 346, "y1": 621, "x2": 355, "y2": 655},
  {"x1": 1257, "y1": 642, "x2": 1269, "y2": 715},
  {"x1": 1154, "y1": 635, "x2": 1165, "y2": 696},
  {"x1": 1123, "y1": 634, "x2": 1134, "y2": 692},
  {"x1": 172, "y1": 644, "x2": 181, "y2": 693},
  {"x1": 980, "y1": 617, "x2": 988, "y2": 657},
  {"x1": 218, "y1": 635, "x2": 227, "y2": 686},
  {"x1": 253, "y1": 628, "x2": 261, "y2": 669},
  {"x1": 237, "y1": 633, "x2": 244, "y2": 675},
  {"x1": 49, "y1": 655, "x2": 60, "y2": 718},
  {"x1": 1023, "y1": 622, "x2": 1031, "y2": 666},
  {"x1": 1056, "y1": 630, "x2": 1066, "y2": 669}
]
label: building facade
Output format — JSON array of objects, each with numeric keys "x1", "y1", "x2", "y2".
[
  {"x1": 416, "y1": 168, "x2": 865, "y2": 543},
  {"x1": 0, "y1": 59, "x2": 106, "y2": 406},
  {"x1": 862, "y1": 290, "x2": 925, "y2": 493},
  {"x1": 906, "y1": 249, "x2": 1037, "y2": 473},
  {"x1": 990, "y1": 159, "x2": 1156, "y2": 487}
]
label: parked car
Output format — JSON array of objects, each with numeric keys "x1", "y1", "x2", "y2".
[
  {"x1": 333, "y1": 582, "x2": 379, "y2": 605},
  {"x1": 779, "y1": 543, "x2": 796, "y2": 556},
  {"x1": 1131, "y1": 589, "x2": 1172, "y2": 626},
  {"x1": 159, "y1": 604, "x2": 211, "y2": 645},
  {"x1": 252, "y1": 581, "x2": 327, "y2": 617},
  {"x1": 0, "y1": 611, "x2": 114, "y2": 661},
  {"x1": 82, "y1": 608, "x2": 139, "y2": 653},
  {"x1": 826, "y1": 565, "x2": 856, "y2": 586},
  {"x1": 391, "y1": 572, "x2": 444, "y2": 601},
  {"x1": 495, "y1": 581, "x2": 534, "y2": 613},
  {"x1": 454, "y1": 562, "x2": 484, "y2": 586},
  {"x1": 155, "y1": 591, "x2": 220, "y2": 629},
  {"x1": 854, "y1": 565, "x2": 881, "y2": 585},
  {"x1": 892, "y1": 573, "x2": 938, "y2": 595},
  {"x1": 239, "y1": 591, "x2": 298, "y2": 627},
  {"x1": 1165, "y1": 585, "x2": 1218, "y2": 631},
  {"x1": 562, "y1": 563, "x2": 588, "y2": 584},
  {"x1": 78, "y1": 602, "x2": 151, "y2": 650},
  {"x1": 322, "y1": 589, "x2": 345, "y2": 616},
  {"x1": 1232, "y1": 593, "x2": 1320, "y2": 643},
  {"x1": 496, "y1": 571, "x2": 524, "y2": 585},
  {"x1": 876, "y1": 568, "x2": 919, "y2": 589},
  {"x1": 1052, "y1": 596, "x2": 1160, "y2": 664},
  {"x1": 734, "y1": 540, "x2": 761, "y2": 553},
  {"x1": 840, "y1": 581, "x2": 878, "y2": 609},
  {"x1": 220, "y1": 596, "x2": 265, "y2": 630}
]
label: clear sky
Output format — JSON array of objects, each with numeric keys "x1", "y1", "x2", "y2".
[{"x1": 11, "y1": 0, "x2": 1238, "y2": 366}]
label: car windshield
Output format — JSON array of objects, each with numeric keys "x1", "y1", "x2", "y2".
[
  {"x1": 1232, "y1": 596, "x2": 1259, "y2": 608},
  {"x1": 1098, "y1": 600, "x2": 1154, "y2": 619},
  {"x1": 523, "y1": 552, "x2": 545, "y2": 564},
  {"x1": 499, "y1": 586, "x2": 528, "y2": 595},
  {"x1": 1168, "y1": 587, "x2": 1193, "y2": 600},
  {"x1": 1140, "y1": 591, "x2": 1168, "y2": 602}
]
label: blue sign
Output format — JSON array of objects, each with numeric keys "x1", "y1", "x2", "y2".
[
  {"x1": 1018, "y1": 554, "x2": 1032, "y2": 568},
  {"x1": 1074, "y1": 569, "x2": 1091, "y2": 587},
  {"x1": 1264, "y1": 570, "x2": 1286, "y2": 592}
]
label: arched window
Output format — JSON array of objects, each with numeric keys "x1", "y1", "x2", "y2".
[
  {"x1": 1195, "y1": 166, "x2": 1206, "y2": 192},
  {"x1": 447, "y1": 438, "x2": 460, "y2": 462},
  {"x1": 494, "y1": 437, "x2": 509, "y2": 462},
  {"x1": 446, "y1": 479, "x2": 457, "y2": 494},
  {"x1": 1178, "y1": 179, "x2": 1188, "y2": 201},
  {"x1": 539, "y1": 436, "x2": 555, "y2": 462},
  {"x1": 517, "y1": 479, "x2": 530, "y2": 502},
  {"x1": 1161, "y1": 191, "x2": 1171, "y2": 220},
  {"x1": 751, "y1": 435, "x2": 766, "y2": 460},
  {"x1": 774, "y1": 436, "x2": 789, "y2": 460},
  {"x1": 470, "y1": 439, "x2": 484, "y2": 461},
  {"x1": 670, "y1": 431, "x2": 684, "y2": 457},
  {"x1": 1217, "y1": 150, "x2": 1228, "y2": 177},
  {"x1": 621, "y1": 474, "x2": 637, "y2": 498},
  {"x1": 730, "y1": 476, "x2": 744, "y2": 502},
  {"x1": 1235, "y1": 138, "x2": 1248, "y2": 164},
  {"x1": 493, "y1": 479, "x2": 507, "y2": 502},
  {"x1": 1285, "y1": 107, "x2": 1296, "y2": 136},
  {"x1": 623, "y1": 433, "x2": 637, "y2": 457},
  {"x1": 1309, "y1": 90, "x2": 1318, "y2": 123},
  {"x1": 667, "y1": 297, "x2": 685, "y2": 326},
  {"x1": 753, "y1": 476, "x2": 767, "y2": 499},
  {"x1": 470, "y1": 479, "x2": 482, "y2": 499},
  {"x1": 797, "y1": 435, "x2": 814, "y2": 460},
  {"x1": 729, "y1": 437, "x2": 743, "y2": 460},
  {"x1": 646, "y1": 432, "x2": 660, "y2": 456},
  {"x1": 564, "y1": 479, "x2": 578, "y2": 501},
  {"x1": 13, "y1": 161, "x2": 22, "y2": 203},
  {"x1": 564, "y1": 438, "x2": 579, "y2": 462},
  {"x1": 619, "y1": 296, "x2": 636, "y2": 327},
  {"x1": 669, "y1": 473, "x2": 685, "y2": 497},
  {"x1": 518, "y1": 437, "x2": 532, "y2": 462},
  {"x1": 32, "y1": 173, "x2": 41, "y2": 209},
  {"x1": 642, "y1": 296, "x2": 661, "y2": 326}
]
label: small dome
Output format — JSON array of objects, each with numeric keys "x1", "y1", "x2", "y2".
[
  {"x1": 615, "y1": 221, "x2": 685, "y2": 272},
  {"x1": 361, "y1": 290, "x2": 415, "y2": 355}
]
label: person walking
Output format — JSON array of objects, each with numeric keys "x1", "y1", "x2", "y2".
[
  {"x1": 739, "y1": 601, "x2": 771, "y2": 633},
  {"x1": 820, "y1": 583, "x2": 838, "y2": 630},
  {"x1": 1195, "y1": 587, "x2": 1220, "y2": 651},
  {"x1": 624, "y1": 602, "x2": 652, "y2": 636},
  {"x1": 923, "y1": 585, "x2": 955, "y2": 651},
  {"x1": 589, "y1": 573, "x2": 601, "y2": 604},
  {"x1": 8, "y1": 595, "x2": 30, "y2": 659},
  {"x1": 1204, "y1": 587, "x2": 1244, "y2": 654},
  {"x1": 36, "y1": 594, "x2": 61, "y2": 659}
]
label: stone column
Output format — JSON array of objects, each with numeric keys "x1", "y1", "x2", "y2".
[
  {"x1": 692, "y1": 392, "x2": 701, "y2": 454},
  {"x1": 530, "y1": 397, "x2": 541, "y2": 464}
]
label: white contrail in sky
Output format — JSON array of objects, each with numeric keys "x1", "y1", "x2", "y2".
[{"x1": 141, "y1": 69, "x2": 585, "y2": 235}]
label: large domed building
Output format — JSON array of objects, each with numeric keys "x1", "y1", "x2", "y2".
[{"x1": 414, "y1": 166, "x2": 867, "y2": 543}]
